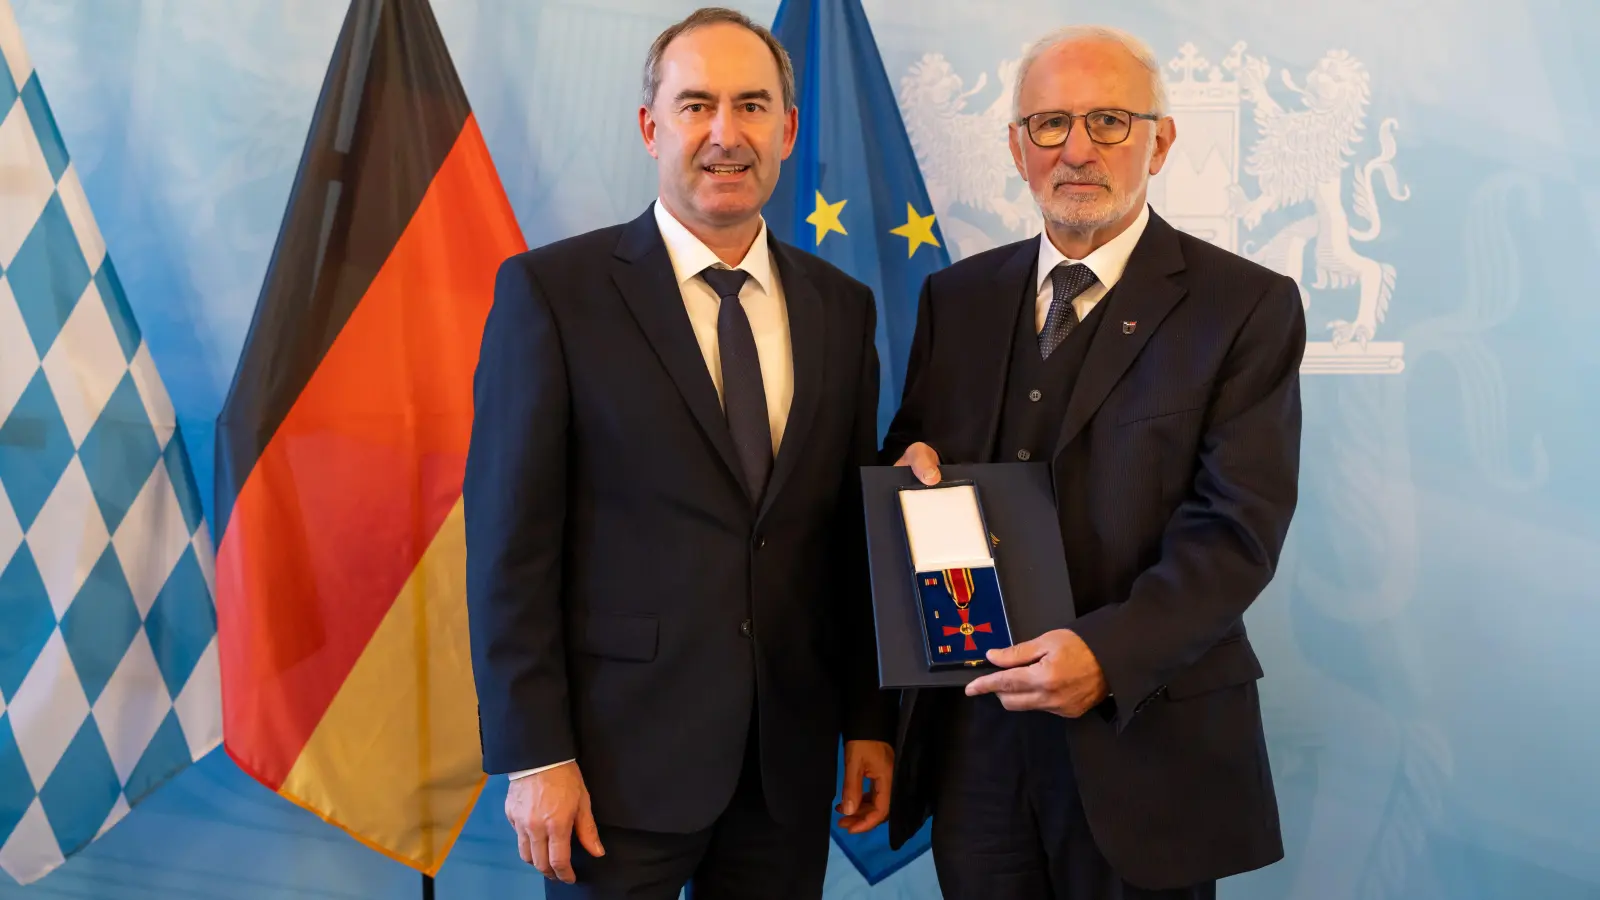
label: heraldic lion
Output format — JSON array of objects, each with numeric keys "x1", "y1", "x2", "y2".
[{"x1": 1229, "y1": 46, "x2": 1410, "y2": 348}]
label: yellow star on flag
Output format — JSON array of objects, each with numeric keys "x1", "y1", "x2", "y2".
[
  {"x1": 890, "y1": 203, "x2": 940, "y2": 258},
  {"x1": 806, "y1": 190, "x2": 848, "y2": 245}
]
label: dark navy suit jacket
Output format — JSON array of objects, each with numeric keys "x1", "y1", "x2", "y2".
[
  {"x1": 883, "y1": 209, "x2": 1304, "y2": 889},
  {"x1": 464, "y1": 205, "x2": 895, "y2": 833}
]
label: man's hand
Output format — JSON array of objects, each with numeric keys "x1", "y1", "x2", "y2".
[
  {"x1": 505, "y1": 763, "x2": 604, "y2": 883},
  {"x1": 894, "y1": 442, "x2": 942, "y2": 485},
  {"x1": 836, "y1": 740, "x2": 895, "y2": 834},
  {"x1": 964, "y1": 629, "x2": 1108, "y2": 717}
]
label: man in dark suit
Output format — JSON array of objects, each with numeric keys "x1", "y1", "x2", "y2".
[
  {"x1": 881, "y1": 24, "x2": 1305, "y2": 900},
  {"x1": 463, "y1": 8, "x2": 896, "y2": 897}
]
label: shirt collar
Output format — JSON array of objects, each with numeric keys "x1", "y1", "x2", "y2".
[
  {"x1": 653, "y1": 198, "x2": 776, "y2": 297},
  {"x1": 1034, "y1": 202, "x2": 1151, "y2": 296}
]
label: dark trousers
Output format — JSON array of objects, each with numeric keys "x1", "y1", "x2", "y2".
[
  {"x1": 545, "y1": 716, "x2": 831, "y2": 900},
  {"x1": 931, "y1": 693, "x2": 1216, "y2": 900}
]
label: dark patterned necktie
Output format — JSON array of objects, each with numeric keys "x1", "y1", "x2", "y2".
[
  {"x1": 1040, "y1": 262, "x2": 1098, "y2": 359},
  {"x1": 701, "y1": 267, "x2": 771, "y2": 504}
]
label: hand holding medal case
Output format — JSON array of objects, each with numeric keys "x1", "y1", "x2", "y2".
[
  {"x1": 898, "y1": 481, "x2": 1013, "y2": 670},
  {"x1": 861, "y1": 463, "x2": 1077, "y2": 689}
]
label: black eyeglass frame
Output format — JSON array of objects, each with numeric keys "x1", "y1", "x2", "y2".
[{"x1": 1017, "y1": 109, "x2": 1162, "y2": 147}]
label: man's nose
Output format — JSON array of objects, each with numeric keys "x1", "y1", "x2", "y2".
[
  {"x1": 709, "y1": 105, "x2": 741, "y2": 150},
  {"x1": 1060, "y1": 119, "x2": 1100, "y2": 167}
]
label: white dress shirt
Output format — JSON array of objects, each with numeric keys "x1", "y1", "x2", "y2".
[
  {"x1": 1033, "y1": 202, "x2": 1150, "y2": 331},
  {"x1": 509, "y1": 201, "x2": 794, "y2": 781},
  {"x1": 653, "y1": 198, "x2": 795, "y2": 451}
]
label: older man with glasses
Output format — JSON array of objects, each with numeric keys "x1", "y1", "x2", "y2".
[{"x1": 880, "y1": 24, "x2": 1306, "y2": 900}]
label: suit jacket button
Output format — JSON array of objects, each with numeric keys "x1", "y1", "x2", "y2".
[
  {"x1": 740, "y1": 619, "x2": 753, "y2": 638},
  {"x1": 1016, "y1": 449, "x2": 1031, "y2": 461},
  {"x1": 1029, "y1": 389, "x2": 1042, "y2": 402}
]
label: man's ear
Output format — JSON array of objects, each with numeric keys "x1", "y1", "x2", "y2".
[
  {"x1": 640, "y1": 105, "x2": 660, "y2": 158},
  {"x1": 780, "y1": 103, "x2": 799, "y2": 161},
  {"x1": 1148, "y1": 116, "x2": 1176, "y2": 176}
]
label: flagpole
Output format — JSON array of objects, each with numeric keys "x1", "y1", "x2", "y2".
[{"x1": 422, "y1": 873, "x2": 435, "y2": 900}]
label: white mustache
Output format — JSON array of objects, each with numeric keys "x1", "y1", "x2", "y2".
[{"x1": 1050, "y1": 164, "x2": 1109, "y2": 187}]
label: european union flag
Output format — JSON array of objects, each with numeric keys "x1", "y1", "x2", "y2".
[
  {"x1": 768, "y1": 0, "x2": 941, "y2": 884},
  {"x1": 768, "y1": 0, "x2": 950, "y2": 443}
]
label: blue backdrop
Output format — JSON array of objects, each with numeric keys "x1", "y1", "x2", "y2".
[{"x1": 6, "y1": 0, "x2": 1599, "y2": 896}]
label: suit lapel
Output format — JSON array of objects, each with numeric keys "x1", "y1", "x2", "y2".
[
  {"x1": 610, "y1": 206, "x2": 745, "y2": 490},
  {"x1": 760, "y1": 240, "x2": 823, "y2": 520},
  {"x1": 971, "y1": 240, "x2": 1037, "y2": 461},
  {"x1": 1053, "y1": 211, "x2": 1189, "y2": 457}
]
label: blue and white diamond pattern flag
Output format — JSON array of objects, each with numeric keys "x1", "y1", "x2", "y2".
[{"x1": 0, "y1": 1, "x2": 222, "y2": 885}]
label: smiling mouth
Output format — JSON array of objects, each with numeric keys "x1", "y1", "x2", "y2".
[{"x1": 704, "y1": 164, "x2": 751, "y2": 176}]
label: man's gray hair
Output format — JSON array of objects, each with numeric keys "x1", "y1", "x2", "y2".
[
  {"x1": 641, "y1": 7, "x2": 796, "y2": 111},
  {"x1": 1011, "y1": 25, "x2": 1169, "y2": 121}
]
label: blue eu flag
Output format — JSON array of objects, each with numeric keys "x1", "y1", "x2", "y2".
[
  {"x1": 768, "y1": 0, "x2": 941, "y2": 884},
  {"x1": 768, "y1": 0, "x2": 950, "y2": 443}
]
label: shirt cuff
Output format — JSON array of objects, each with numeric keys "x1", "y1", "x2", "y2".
[{"x1": 508, "y1": 759, "x2": 575, "y2": 780}]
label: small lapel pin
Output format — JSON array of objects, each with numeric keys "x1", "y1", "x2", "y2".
[{"x1": 1122, "y1": 320, "x2": 1138, "y2": 335}]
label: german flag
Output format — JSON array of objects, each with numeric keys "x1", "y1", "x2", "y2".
[{"x1": 212, "y1": 0, "x2": 523, "y2": 874}]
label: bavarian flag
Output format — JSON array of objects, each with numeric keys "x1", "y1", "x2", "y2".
[
  {"x1": 768, "y1": 0, "x2": 944, "y2": 884},
  {"x1": 213, "y1": 0, "x2": 523, "y2": 875}
]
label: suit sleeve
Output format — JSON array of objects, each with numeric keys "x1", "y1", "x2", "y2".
[
  {"x1": 463, "y1": 254, "x2": 577, "y2": 773},
  {"x1": 838, "y1": 283, "x2": 899, "y2": 743},
  {"x1": 879, "y1": 276, "x2": 936, "y2": 465},
  {"x1": 1071, "y1": 275, "x2": 1306, "y2": 732}
]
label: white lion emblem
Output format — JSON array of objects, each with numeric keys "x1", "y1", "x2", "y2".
[
  {"x1": 1228, "y1": 45, "x2": 1411, "y2": 347},
  {"x1": 896, "y1": 52, "x2": 1039, "y2": 258}
]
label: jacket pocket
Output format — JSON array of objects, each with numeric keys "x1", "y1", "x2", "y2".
[
  {"x1": 577, "y1": 612, "x2": 658, "y2": 662},
  {"x1": 1114, "y1": 383, "x2": 1211, "y2": 426},
  {"x1": 1163, "y1": 636, "x2": 1263, "y2": 699}
]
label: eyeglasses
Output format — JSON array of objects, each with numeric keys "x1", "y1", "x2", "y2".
[{"x1": 1018, "y1": 109, "x2": 1160, "y2": 147}]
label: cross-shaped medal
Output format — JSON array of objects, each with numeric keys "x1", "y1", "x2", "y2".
[{"x1": 940, "y1": 569, "x2": 993, "y2": 651}]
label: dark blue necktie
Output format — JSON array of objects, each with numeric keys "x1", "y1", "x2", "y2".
[
  {"x1": 701, "y1": 267, "x2": 771, "y2": 504},
  {"x1": 1040, "y1": 262, "x2": 1098, "y2": 359}
]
